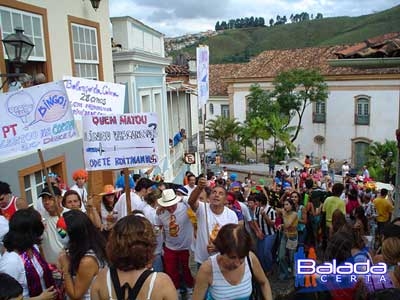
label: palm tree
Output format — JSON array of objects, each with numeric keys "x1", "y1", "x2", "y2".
[
  {"x1": 206, "y1": 116, "x2": 240, "y2": 152},
  {"x1": 367, "y1": 140, "x2": 397, "y2": 182},
  {"x1": 265, "y1": 112, "x2": 296, "y2": 154},
  {"x1": 244, "y1": 117, "x2": 270, "y2": 162}
]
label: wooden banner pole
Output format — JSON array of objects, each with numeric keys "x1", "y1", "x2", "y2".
[
  {"x1": 123, "y1": 168, "x2": 132, "y2": 215},
  {"x1": 38, "y1": 149, "x2": 60, "y2": 217}
]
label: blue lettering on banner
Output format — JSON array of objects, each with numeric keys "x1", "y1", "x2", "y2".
[
  {"x1": 38, "y1": 94, "x2": 68, "y2": 117},
  {"x1": 65, "y1": 80, "x2": 120, "y2": 98},
  {"x1": 115, "y1": 155, "x2": 153, "y2": 166},
  {"x1": 89, "y1": 157, "x2": 111, "y2": 168},
  {"x1": 52, "y1": 120, "x2": 75, "y2": 135}
]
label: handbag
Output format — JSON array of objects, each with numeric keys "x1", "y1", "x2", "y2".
[
  {"x1": 286, "y1": 237, "x2": 298, "y2": 250},
  {"x1": 246, "y1": 255, "x2": 264, "y2": 300}
]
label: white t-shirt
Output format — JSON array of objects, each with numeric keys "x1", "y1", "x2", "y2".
[
  {"x1": 194, "y1": 203, "x2": 238, "y2": 264},
  {"x1": 184, "y1": 185, "x2": 197, "y2": 196},
  {"x1": 41, "y1": 208, "x2": 69, "y2": 265},
  {"x1": 0, "y1": 249, "x2": 46, "y2": 297},
  {"x1": 0, "y1": 216, "x2": 9, "y2": 242},
  {"x1": 142, "y1": 204, "x2": 163, "y2": 255},
  {"x1": 70, "y1": 184, "x2": 88, "y2": 212},
  {"x1": 155, "y1": 201, "x2": 193, "y2": 251},
  {"x1": 320, "y1": 159, "x2": 329, "y2": 172},
  {"x1": 114, "y1": 192, "x2": 146, "y2": 220}
]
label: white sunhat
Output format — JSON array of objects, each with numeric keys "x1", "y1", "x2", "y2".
[{"x1": 157, "y1": 189, "x2": 182, "y2": 207}]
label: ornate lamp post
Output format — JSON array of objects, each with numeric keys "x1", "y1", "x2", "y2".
[{"x1": 1, "y1": 27, "x2": 34, "y2": 90}]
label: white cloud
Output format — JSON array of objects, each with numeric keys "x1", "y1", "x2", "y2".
[{"x1": 108, "y1": 0, "x2": 400, "y2": 37}]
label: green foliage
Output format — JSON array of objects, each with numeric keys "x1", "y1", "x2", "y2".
[
  {"x1": 205, "y1": 116, "x2": 241, "y2": 152},
  {"x1": 172, "y1": 5, "x2": 400, "y2": 64},
  {"x1": 366, "y1": 140, "x2": 397, "y2": 182},
  {"x1": 273, "y1": 69, "x2": 328, "y2": 142},
  {"x1": 223, "y1": 141, "x2": 243, "y2": 163}
]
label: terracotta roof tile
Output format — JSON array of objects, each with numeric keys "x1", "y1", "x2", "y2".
[
  {"x1": 166, "y1": 64, "x2": 189, "y2": 76},
  {"x1": 209, "y1": 63, "x2": 243, "y2": 96},
  {"x1": 335, "y1": 32, "x2": 400, "y2": 58},
  {"x1": 230, "y1": 42, "x2": 400, "y2": 80}
]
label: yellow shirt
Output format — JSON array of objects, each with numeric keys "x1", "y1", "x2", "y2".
[
  {"x1": 322, "y1": 196, "x2": 345, "y2": 227},
  {"x1": 373, "y1": 196, "x2": 394, "y2": 223},
  {"x1": 283, "y1": 211, "x2": 298, "y2": 238}
]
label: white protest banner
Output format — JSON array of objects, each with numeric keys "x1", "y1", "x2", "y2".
[
  {"x1": 0, "y1": 81, "x2": 78, "y2": 161},
  {"x1": 196, "y1": 45, "x2": 209, "y2": 108},
  {"x1": 63, "y1": 76, "x2": 125, "y2": 118},
  {"x1": 82, "y1": 113, "x2": 158, "y2": 171}
]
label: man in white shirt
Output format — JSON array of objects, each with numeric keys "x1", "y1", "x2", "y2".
[
  {"x1": 184, "y1": 174, "x2": 197, "y2": 196},
  {"x1": 39, "y1": 186, "x2": 68, "y2": 265},
  {"x1": 320, "y1": 155, "x2": 329, "y2": 176},
  {"x1": 188, "y1": 177, "x2": 238, "y2": 265},
  {"x1": 114, "y1": 177, "x2": 155, "y2": 219},
  {"x1": 156, "y1": 189, "x2": 194, "y2": 296}
]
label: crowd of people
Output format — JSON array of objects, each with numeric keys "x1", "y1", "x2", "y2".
[{"x1": 0, "y1": 160, "x2": 398, "y2": 300}]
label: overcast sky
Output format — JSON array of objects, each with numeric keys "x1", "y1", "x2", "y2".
[{"x1": 108, "y1": 0, "x2": 400, "y2": 37}]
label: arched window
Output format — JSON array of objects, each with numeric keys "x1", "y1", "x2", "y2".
[{"x1": 354, "y1": 95, "x2": 370, "y2": 125}]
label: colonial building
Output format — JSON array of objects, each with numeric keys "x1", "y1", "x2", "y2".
[
  {"x1": 0, "y1": 0, "x2": 114, "y2": 206},
  {"x1": 220, "y1": 32, "x2": 400, "y2": 170},
  {"x1": 111, "y1": 17, "x2": 201, "y2": 182}
]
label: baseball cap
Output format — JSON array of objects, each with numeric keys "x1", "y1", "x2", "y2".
[
  {"x1": 175, "y1": 185, "x2": 189, "y2": 196},
  {"x1": 39, "y1": 185, "x2": 62, "y2": 198}
]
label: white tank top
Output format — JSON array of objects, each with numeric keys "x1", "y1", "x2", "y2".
[{"x1": 208, "y1": 254, "x2": 252, "y2": 300}]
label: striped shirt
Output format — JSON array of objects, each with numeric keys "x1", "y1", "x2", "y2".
[
  {"x1": 207, "y1": 254, "x2": 252, "y2": 300},
  {"x1": 255, "y1": 205, "x2": 276, "y2": 236}
]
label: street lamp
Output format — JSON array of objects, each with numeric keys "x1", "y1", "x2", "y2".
[
  {"x1": 1, "y1": 27, "x2": 34, "y2": 90},
  {"x1": 90, "y1": 0, "x2": 101, "y2": 11}
]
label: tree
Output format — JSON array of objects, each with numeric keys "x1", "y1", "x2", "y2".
[
  {"x1": 244, "y1": 117, "x2": 270, "y2": 162},
  {"x1": 220, "y1": 21, "x2": 227, "y2": 30},
  {"x1": 206, "y1": 116, "x2": 240, "y2": 152},
  {"x1": 315, "y1": 13, "x2": 323, "y2": 20},
  {"x1": 367, "y1": 140, "x2": 397, "y2": 182},
  {"x1": 273, "y1": 69, "x2": 328, "y2": 142},
  {"x1": 215, "y1": 21, "x2": 221, "y2": 31},
  {"x1": 258, "y1": 17, "x2": 265, "y2": 26},
  {"x1": 269, "y1": 18, "x2": 274, "y2": 26}
]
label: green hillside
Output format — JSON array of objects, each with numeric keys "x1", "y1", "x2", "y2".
[{"x1": 172, "y1": 5, "x2": 400, "y2": 64}]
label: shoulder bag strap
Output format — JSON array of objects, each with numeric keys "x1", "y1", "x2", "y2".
[
  {"x1": 110, "y1": 267, "x2": 126, "y2": 300},
  {"x1": 128, "y1": 269, "x2": 154, "y2": 300},
  {"x1": 246, "y1": 255, "x2": 254, "y2": 277}
]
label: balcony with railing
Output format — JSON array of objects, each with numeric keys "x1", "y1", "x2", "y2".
[
  {"x1": 312, "y1": 112, "x2": 326, "y2": 123},
  {"x1": 355, "y1": 114, "x2": 370, "y2": 125}
]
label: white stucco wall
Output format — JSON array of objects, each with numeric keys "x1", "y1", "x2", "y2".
[
  {"x1": 111, "y1": 16, "x2": 164, "y2": 57},
  {"x1": 24, "y1": 0, "x2": 114, "y2": 82}
]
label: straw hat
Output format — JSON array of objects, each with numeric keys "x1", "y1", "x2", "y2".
[
  {"x1": 99, "y1": 184, "x2": 122, "y2": 196},
  {"x1": 157, "y1": 189, "x2": 182, "y2": 207}
]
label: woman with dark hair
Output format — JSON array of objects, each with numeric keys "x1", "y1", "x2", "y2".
[
  {"x1": 276, "y1": 198, "x2": 298, "y2": 280},
  {"x1": 193, "y1": 223, "x2": 272, "y2": 300},
  {"x1": 97, "y1": 185, "x2": 121, "y2": 238},
  {"x1": 353, "y1": 206, "x2": 369, "y2": 236},
  {"x1": 90, "y1": 214, "x2": 177, "y2": 300},
  {"x1": 57, "y1": 210, "x2": 107, "y2": 299},
  {"x1": 62, "y1": 190, "x2": 82, "y2": 210},
  {"x1": 0, "y1": 209, "x2": 58, "y2": 300}
]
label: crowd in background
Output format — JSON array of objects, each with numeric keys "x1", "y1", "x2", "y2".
[{"x1": 0, "y1": 159, "x2": 399, "y2": 300}]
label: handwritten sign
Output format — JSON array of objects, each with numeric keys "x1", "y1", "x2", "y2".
[
  {"x1": 63, "y1": 76, "x2": 125, "y2": 118},
  {"x1": 82, "y1": 113, "x2": 158, "y2": 171},
  {"x1": 0, "y1": 81, "x2": 78, "y2": 161}
]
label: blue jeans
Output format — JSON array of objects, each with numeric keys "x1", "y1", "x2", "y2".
[
  {"x1": 278, "y1": 234, "x2": 297, "y2": 279},
  {"x1": 152, "y1": 253, "x2": 164, "y2": 272},
  {"x1": 256, "y1": 233, "x2": 276, "y2": 273}
]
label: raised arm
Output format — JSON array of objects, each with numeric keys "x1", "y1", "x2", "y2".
[{"x1": 188, "y1": 177, "x2": 207, "y2": 212}]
